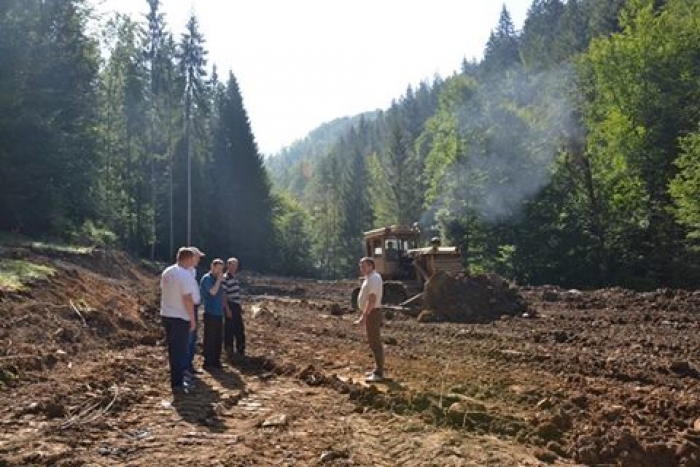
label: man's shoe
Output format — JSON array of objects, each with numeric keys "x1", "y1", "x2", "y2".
[{"x1": 365, "y1": 372, "x2": 384, "y2": 383}]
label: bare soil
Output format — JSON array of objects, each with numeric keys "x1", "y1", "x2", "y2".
[{"x1": 1, "y1": 248, "x2": 699, "y2": 466}]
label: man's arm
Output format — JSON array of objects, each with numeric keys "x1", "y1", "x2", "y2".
[
  {"x1": 363, "y1": 293, "x2": 377, "y2": 317},
  {"x1": 208, "y1": 273, "x2": 224, "y2": 296},
  {"x1": 356, "y1": 292, "x2": 377, "y2": 325},
  {"x1": 224, "y1": 297, "x2": 232, "y2": 319},
  {"x1": 182, "y1": 293, "x2": 196, "y2": 331}
]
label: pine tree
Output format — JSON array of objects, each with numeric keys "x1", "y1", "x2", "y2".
[
  {"x1": 209, "y1": 72, "x2": 275, "y2": 270},
  {"x1": 0, "y1": 0, "x2": 100, "y2": 236},
  {"x1": 337, "y1": 128, "x2": 374, "y2": 275},
  {"x1": 520, "y1": 0, "x2": 566, "y2": 69},
  {"x1": 482, "y1": 6, "x2": 521, "y2": 74}
]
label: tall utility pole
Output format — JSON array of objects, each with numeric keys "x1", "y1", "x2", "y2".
[
  {"x1": 186, "y1": 116, "x2": 192, "y2": 245},
  {"x1": 179, "y1": 13, "x2": 206, "y2": 246}
]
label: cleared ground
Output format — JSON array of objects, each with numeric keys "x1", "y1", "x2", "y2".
[{"x1": 1, "y1": 247, "x2": 699, "y2": 466}]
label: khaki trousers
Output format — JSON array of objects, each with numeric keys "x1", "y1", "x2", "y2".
[{"x1": 365, "y1": 308, "x2": 384, "y2": 374}]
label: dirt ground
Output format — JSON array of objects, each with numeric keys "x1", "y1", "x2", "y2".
[{"x1": 1, "y1": 248, "x2": 700, "y2": 466}]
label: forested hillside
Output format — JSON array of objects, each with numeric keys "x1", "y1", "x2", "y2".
[
  {"x1": 1, "y1": 0, "x2": 699, "y2": 287},
  {"x1": 266, "y1": 111, "x2": 380, "y2": 198},
  {"x1": 268, "y1": 0, "x2": 700, "y2": 287},
  {"x1": 0, "y1": 0, "x2": 275, "y2": 270}
]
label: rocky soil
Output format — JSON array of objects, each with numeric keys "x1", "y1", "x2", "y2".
[{"x1": 1, "y1": 247, "x2": 699, "y2": 466}]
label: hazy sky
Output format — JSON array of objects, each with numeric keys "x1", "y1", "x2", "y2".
[{"x1": 91, "y1": 0, "x2": 532, "y2": 155}]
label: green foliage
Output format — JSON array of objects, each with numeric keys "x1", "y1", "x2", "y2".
[
  {"x1": 482, "y1": 6, "x2": 521, "y2": 74},
  {"x1": 1, "y1": 0, "x2": 699, "y2": 288},
  {"x1": 304, "y1": 152, "x2": 345, "y2": 278},
  {"x1": 0, "y1": 0, "x2": 101, "y2": 236},
  {"x1": 371, "y1": 113, "x2": 424, "y2": 226},
  {"x1": 582, "y1": 0, "x2": 700, "y2": 285},
  {"x1": 0, "y1": 259, "x2": 56, "y2": 292},
  {"x1": 266, "y1": 112, "x2": 380, "y2": 197},
  {"x1": 206, "y1": 72, "x2": 275, "y2": 271},
  {"x1": 520, "y1": 0, "x2": 567, "y2": 69},
  {"x1": 272, "y1": 193, "x2": 315, "y2": 276},
  {"x1": 670, "y1": 130, "x2": 700, "y2": 242},
  {"x1": 68, "y1": 220, "x2": 119, "y2": 249}
]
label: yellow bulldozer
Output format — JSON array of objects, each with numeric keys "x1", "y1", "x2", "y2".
[{"x1": 351, "y1": 225, "x2": 463, "y2": 309}]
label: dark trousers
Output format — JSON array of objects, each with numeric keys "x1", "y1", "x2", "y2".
[
  {"x1": 203, "y1": 313, "x2": 224, "y2": 367},
  {"x1": 224, "y1": 302, "x2": 245, "y2": 355},
  {"x1": 162, "y1": 316, "x2": 190, "y2": 388}
]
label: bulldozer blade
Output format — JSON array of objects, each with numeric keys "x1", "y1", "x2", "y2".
[{"x1": 399, "y1": 292, "x2": 423, "y2": 307}]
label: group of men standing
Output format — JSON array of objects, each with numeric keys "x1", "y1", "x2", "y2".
[
  {"x1": 159, "y1": 246, "x2": 246, "y2": 394},
  {"x1": 160, "y1": 247, "x2": 387, "y2": 393}
]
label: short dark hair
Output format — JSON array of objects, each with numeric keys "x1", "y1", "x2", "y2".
[
  {"x1": 177, "y1": 247, "x2": 194, "y2": 262},
  {"x1": 359, "y1": 257, "x2": 375, "y2": 268}
]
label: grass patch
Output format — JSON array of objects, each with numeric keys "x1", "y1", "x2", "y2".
[
  {"x1": 28, "y1": 241, "x2": 93, "y2": 255},
  {"x1": 0, "y1": 259, "x2": 56, "y2": 292},
  {"x1": 0, "y1": 232, "x2": 93, "y2": 255}
]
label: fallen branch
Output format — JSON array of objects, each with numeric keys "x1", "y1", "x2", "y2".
[
  {"x1": 61, "y1": 384, "x2": 119, "y2": 429},
  {"x1": 69, "y1": 300, "x2": 87, "y2": 327}
]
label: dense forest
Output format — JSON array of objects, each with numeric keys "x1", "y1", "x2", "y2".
[{"x1": 1, "y1": 0, "x2": 699, "y2": 288}]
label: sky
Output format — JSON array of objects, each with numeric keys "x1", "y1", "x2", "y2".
[{"x1": 91, "y1": 0, "x2": 532, "y2": 155}]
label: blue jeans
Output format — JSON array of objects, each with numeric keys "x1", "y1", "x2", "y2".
[
  {"x1": 185, "y1": 305, "x2": 199, "y2": 370},
  {"x1": 161, "y1": 316, "x2": 190, "y2": 388}
]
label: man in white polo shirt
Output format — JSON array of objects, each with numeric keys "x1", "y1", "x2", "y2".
[
  {"x1": 355, "y1": 256, "x2": 384, "y2": 382},
  {"x1": 160, "y1": 247, "x2": 200, "y2": 394}
]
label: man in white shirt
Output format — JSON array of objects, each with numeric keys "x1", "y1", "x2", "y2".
[
  {"x1": 355, "y1": 257, "x2": 384, "y2": 382},
  {"x1": 160, "y1": 247, "x2": 200, "y2": 394},
  {"x1": 184, "y1": 246, "x2": 205, "y2": 379}
]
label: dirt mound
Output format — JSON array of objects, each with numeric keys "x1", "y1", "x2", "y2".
[
  {"x1": 419, "y1": 270, "x2": 526, "y2": 322},
  {"x1": 523, "y1": 285, "x2": 700, "y2": 315},
  {"x1": 0, "y1": 246, "x2": 160, "y2": 387}
]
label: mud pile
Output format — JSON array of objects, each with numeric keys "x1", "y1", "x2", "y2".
[
  {"x1": 0, "y1": 248, "x2": 160, "y2": 384},
  {"x1": 419, "y1": 270, "x2": 526, "y2": 323}
]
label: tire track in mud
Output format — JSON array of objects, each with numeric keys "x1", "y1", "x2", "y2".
[{"x1": 0, "y1": 343, "x2": 562, "y2": 466}]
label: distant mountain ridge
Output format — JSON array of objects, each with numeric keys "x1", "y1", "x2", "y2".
[{"x1": 266, "y1": 110, "x2": 380, "y2": 195}]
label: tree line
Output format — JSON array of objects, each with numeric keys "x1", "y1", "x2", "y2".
[
  {"x1": 0, "y1": 0, "x2": 275, "y2": 271},
  {"x1": 269, "y1": 0, "x2": 700, "y2": 288},
  {"x1": 1, "y1": 0, "x2": 699, "y2": 288}
]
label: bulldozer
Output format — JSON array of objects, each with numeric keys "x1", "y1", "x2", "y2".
[{"x1": 351, "y1": 225, "x2": 463, "y2": 309}]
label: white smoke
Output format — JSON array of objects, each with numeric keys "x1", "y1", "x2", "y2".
[{"x1": 423, "y1": 64, "x2": 583, "y2": 225}]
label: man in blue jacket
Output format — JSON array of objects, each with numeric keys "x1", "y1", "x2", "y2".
[{"x1": 199, "y1": 258, "x2": 226, "y2": 370}]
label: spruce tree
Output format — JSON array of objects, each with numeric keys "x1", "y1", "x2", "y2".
[
  {"x1": 482, "y1": 6, "x2": 521, "y2": 74},
  {"x1": 209, "y1": 72, "x2": 275, "y2": 271}
]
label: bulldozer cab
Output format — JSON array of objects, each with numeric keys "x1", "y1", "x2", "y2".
[
  {"x1": 354, "y1": 225, "x2": 464, "y2": 309},
  {"x1": 362, "y1": 225, "x2": 463, "y2": 282},
  {"x1": 363, "y1": 225, "x2": 420, "y2": 280}
]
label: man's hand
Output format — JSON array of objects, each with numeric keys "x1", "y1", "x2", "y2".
[
  {"x1": 354, "y1": 314, "x2": 366, "y2": 325},
  {"x1": 189, "y1": 320, "x2": 196, "y2": 332},
  {"x1": 225, "y1": 309, "x2": 232, "y2": 319}
]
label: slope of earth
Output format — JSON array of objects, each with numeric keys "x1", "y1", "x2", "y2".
[{"x1": 0, "y1": 248, "x2": 698, "y2": 466}]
